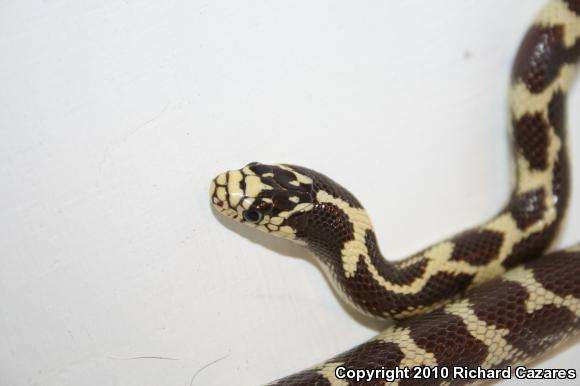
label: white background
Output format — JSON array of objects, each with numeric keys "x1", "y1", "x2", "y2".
[{"x1": 1, "y1": 0, "x2": 579, "y2": 385}]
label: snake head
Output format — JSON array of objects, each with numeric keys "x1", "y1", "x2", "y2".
[{"x1": 210, "y1": 162, "x2": 315, "y2": 240}]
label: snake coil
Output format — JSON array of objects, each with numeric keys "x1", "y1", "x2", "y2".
[{"x1": 210, "y1": 1, "x2": 580, "y2": 384}]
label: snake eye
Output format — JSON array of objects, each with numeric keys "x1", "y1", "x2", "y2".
[{"x1": 243, "y1": 210, "x2": 263, "y2": 224}]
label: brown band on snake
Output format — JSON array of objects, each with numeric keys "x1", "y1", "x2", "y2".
[
  {"x1": 512, "y1": 25, "x2": 580, "y2": 93},
  {"x1": 512, "y1": 113, "x2": 550, "y2": 170},
  {"x1": 528, "y1": 250, "x2": 580, "y2": 297},
  {"x1": 448, "y1": 230, "x2": 504, "y2": 266},
  {"x1": 402, "y1": 310, "x2": 490, "y2": 368},
  {"x1": 501, "y1": 219, "x2": 559, "y2": 269},
  {"x1": 505, "y1": 305, "x2": 577, "y2": 356},
  {"x1": 509, "y1": 187, "x2": 547, "y2": 228},
  {"x1": 467, "y1": 280, "x2": 530, "y2": 330}
]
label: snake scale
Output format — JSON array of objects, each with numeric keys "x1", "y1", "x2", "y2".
[{"x1": 210, "y1": 1, "x2": 580, "y2": 384}]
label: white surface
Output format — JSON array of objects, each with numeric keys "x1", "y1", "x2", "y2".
[{"x1": 1, "y1": 1, "x2": 579, "y2": 385}]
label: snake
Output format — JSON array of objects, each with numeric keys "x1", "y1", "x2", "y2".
[{"x1": 209, "y1": 0, "x2": 580, "y2": 384}]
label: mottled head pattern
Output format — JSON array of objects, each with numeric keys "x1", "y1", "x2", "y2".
[{"x1": 210, "y1": 163, "x2": 315, "y2": 240}]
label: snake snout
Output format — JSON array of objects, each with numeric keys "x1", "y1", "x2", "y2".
[
  {"x1": 210, "y1": 172, "x2": 228, "y2": 207},
  {"x1": 210, "y1": 169, "x2": 248, "y2": 218}
]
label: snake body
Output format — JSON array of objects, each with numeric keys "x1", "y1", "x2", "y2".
[{"x1": 210, "y1": 0, "x2": 580, "y2": 384}]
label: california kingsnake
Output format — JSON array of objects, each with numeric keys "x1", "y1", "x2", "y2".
[{"x1": 210, "y1": 0, "x2": 580, "y2": 384}]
